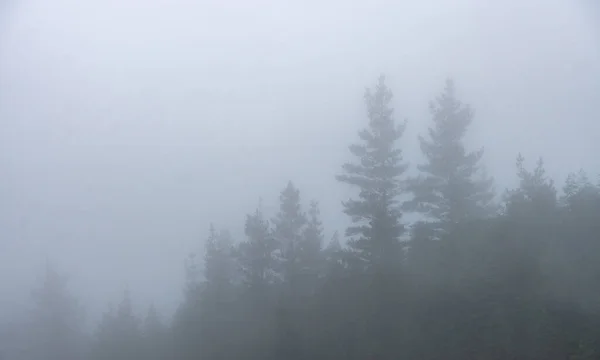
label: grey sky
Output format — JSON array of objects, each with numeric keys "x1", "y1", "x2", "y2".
[{"x1": 1, "y1": 0, "x2": 598, "y2": 324}]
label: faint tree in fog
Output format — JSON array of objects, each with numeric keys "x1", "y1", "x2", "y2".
[
  {"x1": 504, "y1": 154, "x2": 557, "y2": 218},
  {"x1": 272, "y1": 182, "x2": 308, "y2": 287},
  {"x1": 29, "y1": 264, "x2": 86, "y2": 360},
  {"x1": 92, "y1": 290, "x2": 142, "y2": 360},
  {"x1": 236, "y1": 206, "x2": 279, "y2": 289},
  {"x1": 405, "y1": 79, "x2": 495, "y2": 238},
  {"x1": 336, "y1": 74, "x2": 408, "y2": 272},
  {"x1": 142, "y1": 304, "x2": 168, "y2": 360}
]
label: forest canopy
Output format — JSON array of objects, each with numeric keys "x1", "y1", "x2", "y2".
[{"x1": 3, "y1": 76, "x2": 600, "y2": 360}]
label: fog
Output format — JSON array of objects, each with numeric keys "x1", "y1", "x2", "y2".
[{"x1": 1, "y1": 0, "x2": 599, "y2": 340}]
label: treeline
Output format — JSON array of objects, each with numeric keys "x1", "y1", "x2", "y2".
[{"x1": 8, "y1": 76, "x2": 600, "y2": 360}]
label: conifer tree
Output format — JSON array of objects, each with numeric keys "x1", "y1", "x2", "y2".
[
  {"x1": 504, "y1": 154, "x2": 557, "y2": 218},
  {"x1": 336, "y1": 74, "x2": 408, "y2": 272},
  {"x1": 562, "y1": 170, "x2": 600, "y2": 217},
  {"x1": 199, "y1": 225, "x2": 238, "y2": 360},
  {"x1": 231, "y1": 205, "x2": 282, "y2": 360},
  {"x1": 236, "y1": 205, "x2": 278, "y2": 289},
  {"x1": 92, "y1": 290, "x2": 142, "y2": 360},
  {"x1": 142, "y1": 304, "x2": 166, "y2": 347},
  {"x1": 203, "y1": 224, "x2": 235, "y2": 295},
  {"x1": 324, "y1": 231, "x2": 343, "y2": 269},
  {"x1": 272, "y1": 182, "x2": 307, "y2": 285},
  {"x1": 142, "y1": 304, "x2": 169, "y2": 360},
  {"x1": 300, "y1": 200, "x2": 324, "y2": 275},
  {"x1": 29, "y1": 264, "x2": 86, "y2": 360},
  {"x1": 405, "y1": 78, "x2": 495, "y2": 237}
]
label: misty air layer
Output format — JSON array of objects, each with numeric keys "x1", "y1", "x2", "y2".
[
  {"x1": 1, "y1": 0, "x2": 600, "y2": 360},
  {"x1": 4, "y1": 78, "x2": 600, "y2": 360}
]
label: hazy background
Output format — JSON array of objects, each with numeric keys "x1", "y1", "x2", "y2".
[{"x1": 1, "y1": 0, "x2": 598, "y2": 325}]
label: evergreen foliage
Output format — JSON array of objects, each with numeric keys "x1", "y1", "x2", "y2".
[{"x1": 6, "y1": 76, "x2": 600, "y2": 360}]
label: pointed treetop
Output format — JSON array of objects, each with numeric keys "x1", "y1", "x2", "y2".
[
  {"x1": 405, "y1": 78, "x2": 495, "y2": 233},
  {"x1": 336, "y1": 75, "x2": 408, "y2": 270},
  {"x1": 326, "y1": 231, "x2": 342, "y2": 252},
  {"x1": 505, "y1": 154, "x2": 557, "y2": 217}
]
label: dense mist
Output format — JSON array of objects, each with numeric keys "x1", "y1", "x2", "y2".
[{"x1": 1, "y1": 0, "x2": 599, "y2": 359}]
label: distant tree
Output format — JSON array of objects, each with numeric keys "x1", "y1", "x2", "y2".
[
  {"x1": 405, "y1": 78, "x2": 495, "y2": 237},
  {"x1": 233, "y1": 205, "x2": 280, "y2": 360},
  {"x1": 562, "y1": 170, "x2": 600, "y2": 217},
  {"x1": 199, "y1": 225, "x2": 237, "y2": 360},
  {"x1": 173, "y1": 224, "x2": 237, "y2": 360},
  {"x1": 92, "y1": 303, "x2": 118, "y2": 360},
  {"x1": 92, "y1": 290, "x2": 142, "y2": 360},
  {"x1": 29, "y1": 263, "x2": 86, "y2": 360},
  {"x1": 142, "y1": 305, "x2": 168, "y2": 360},
  {"x1": 203, "y1": 224, "x2": 236, "y2": 294},
  {"x1": 336, "y1": 74, "x2": 408, "y2": 272},
  {"x1": 334, "y1": 75, "x2": 409, "y2": 360},
  {"x1": 182, "y1": 251, "x2": 202, "y2": 304},
  {"x1": 272, "y1": 182, "x2": 308, "y2": 287},
  {"x1": 272, "y1": 188, "x2": 326, "y2": 360},
  {"x1": 299, "y1": 200, "x2": 325, "y2": 283},
  {"x1": 552, "y1": 170, "x2": 600, "y2": 316},
  {"x1": 236, "y1": 205, "x2": 279, "y2": 290},
  {"x1": 323, "y1": 231, "x2": 344, "y2": 273},
  {"x1": 504, "y1": 154, "x2": 557, "y2": 218}
]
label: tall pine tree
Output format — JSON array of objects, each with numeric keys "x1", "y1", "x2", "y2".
[
  {"x1": 335, "y1": 75, "x2": 409, "y2": 360},
  {"x1": 504, "y1": 154, "x2": 557, "y2": 219},
  {"x1": 234, "y1": 204, "x2": 280, "y2": 360},
  {"x1": 336, "y1": 74, "x2": 408, "y2": 272},
  {"x1": 203, "y1": 224, "x2": 235, "y2": 295},
  {"x1": 272, "y1": 182, "x2": 307, "y2": 286},
  {"x1": 92, "y1": 290, "x2": 142, "y2": 360},
  {"x1": 174, "y1": 225, "x2": 237, "y2": 360},
  {"x1": 300, "y1": 200, "x2": 324, "y2": 280},
  {"x1": 29, "y1": 263, "x2": 86, "y2": 360},
  {"x1": 142, "y1": 304, "x2": 168, "y2": 360},
  {"x1": 405, "y1": 79, "x2": 495, "y2": 237},
  {"x1": 562, "y1": 169, "x2": 600, "y2": 218},
  {"x1": 197, "y1": 225, "x2": 236, "y2": 360},
  {"x1": 236, "y1": 204, "x2": 279, "y2": 290}
]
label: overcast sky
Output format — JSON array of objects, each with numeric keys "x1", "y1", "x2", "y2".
[{"x1": 1, "y1": 0, "x2": 599, "y2": 324}]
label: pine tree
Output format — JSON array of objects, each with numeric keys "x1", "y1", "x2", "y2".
[
  {"x1": 336, "y1": 74, "x2": 408, "y2": 272},
  {"x1": 183, "y1": 252, "x2": 201, "y2": 301},
  {"x1": 271, "y1": 187, "x2": 327, "y2": 360},
  {"x1": 93, "y1": 290, "x2": 142, "y2": 360},
  {"x1": 174, "y1": 225, "x2": 237, "y2": 360},
  {"x1": 204, "y1": 224, "x2": 235, "y2": 294},
  {"x1": 236, "y1": 205, "x2": 278, "y2": 289},
  {"x1": 29, "y1": 263, "x2": 86, "y2": 360},
  {"x1": 405, "y1": 78, "x2": 495, "y2": 237},
  {"x1": 300, "y1": 200, "x2": 324, "y2": 275},
  {"x1": 504, "y1": 154, "x2": 557, "y2": 218},
  {"x1": 142, "y1": 304, "x2": 165, "y2": 341},
  {"x1": 113, "y1": 290, "x2": 142, "y2": 360},
  {"x1": 201, "y1": 225, "x2": 238, "y2": 359},
  {"x1": 562, "y1": 170, "x2": 600, "y2": 217},
  {"x1": 93, "y1": 303, "x2": 118, "y2": 360},
  {"x1": 272, "y1": 182, "x2": 307, "y2": 285},
  {"x1": 141, "y1": 305, "x2": 168, "y2": 360},
  {"x1": 233, "y1": 205, "x2": 281, "y2": 360},
  {"x1": 324, "y1": 231, "x2": 343, "y2": 269}
]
